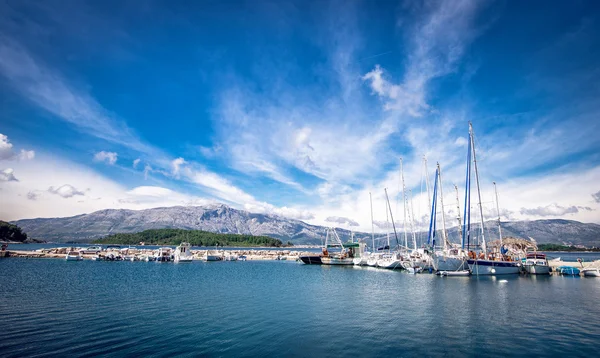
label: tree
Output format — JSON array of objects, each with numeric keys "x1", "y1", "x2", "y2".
[{"x1": 0, "y1": 221, "x2": 28, "y2": 242}]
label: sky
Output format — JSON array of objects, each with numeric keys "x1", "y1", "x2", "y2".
[{"x1": 1, "y1": 0, "x2": 599, "y2": 232}]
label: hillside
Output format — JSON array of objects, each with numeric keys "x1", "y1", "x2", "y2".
[
  {"x1": 9, "y1": 204, "x2": 600, "y2": 246},
  {"x1": 93, "y1": 228, "x2": 284, "y2": 247}
]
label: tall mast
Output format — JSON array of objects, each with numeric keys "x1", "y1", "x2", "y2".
[
  {"x1": 454, "y1": 185, "x2": 463, "y2": 248},
  {"x1": 384, "y1": 188, "x2": 400, "y2": 248},
  {"x1": 400, "y1": 158, "x2": 409, "y2": 248},
  {"x1": 369, "y1": 192, "x2": 375, "y2": 252},
  {"x1": 437, "y1": 162, "x2": 449, "y2": 251},
  {"x1": 493, "y1": 182, "x2": 503, "y2": 251},
  {"x1": 424, "y1": 155, "x2": 432, "y2": 228},
  {"x1": 385, "y1": 197, "x2": 390, "y2": 250},
  {"x1": 470, "y1": 122, "x2": 487, "y2": 259},
  {"x1": 409, "y1": 189, "x2": 418, "y2": 250}
]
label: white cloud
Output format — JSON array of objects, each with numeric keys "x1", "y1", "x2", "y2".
[
  {"x1": 326, "y1": 216, "x2": 359, "y2": 227},
  {"x1": 133, "y1": 158, "x2": 141, "y2": 169},
  {"x1": 520, "y1": 203, "x2": 592, "y2": 217},
  {"x1": 27, "y1": 191, "x2": 40, "y2": 200},
  {"x1": 0, "y1": 133, "x2": 35, "y2": 161},
  {"x1": 0, "y1": 39, "x2": 160, "y2": 157},
  {"x1": 93, "y1": 151, "x2": 118, "y2": 165},
  {"x1": 0, "y1": 168, "x2": 18, "y2": 182},
  {"x1": 0, "y1": 134, "x2": 15, "y2": 160},
  {"x1": 171, "y1": 157, "x2": 186, "y2": 177},
  {"x1": 48, "y1": 184, "x2": 85, "y2": 198}
]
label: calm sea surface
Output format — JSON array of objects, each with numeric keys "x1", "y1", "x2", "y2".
[{"x1": 1, "y1": 257, "x2": 599, "y2": 357}]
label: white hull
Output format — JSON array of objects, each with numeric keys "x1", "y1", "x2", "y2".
[
  {"x1": 468, "y1": 260, "x2": 520, "y2": 275},
  {"x1": 376, "y1": 258, "x2": 403, "y2": 269},
  {"x1": 433, "y1": 255, "x2": 467, "y2": 272},
  {"x1": 175, "y1": 256, "x2": 193, "y2": 263},
  {"x1": 523, "y1": 264, "x2": 550, "y2": 275},
  {"x1": 582, "y1": 268, "x2": 600, "y2": 277},
  {"x1": 366, "y1": 255, "x2": 380, "y2": 267}
]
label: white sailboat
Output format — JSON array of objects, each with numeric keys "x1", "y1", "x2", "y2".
[
  {"x1": 464, "y1": 123, "x2": 520, "y2": 275},
  {"x1": 376, "y1": 188, "x2": 403, "y2": 269}
]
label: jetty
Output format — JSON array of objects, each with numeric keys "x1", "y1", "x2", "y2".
[{"x1": 2, "y1": 246, "x2": 314, "y2": 262}]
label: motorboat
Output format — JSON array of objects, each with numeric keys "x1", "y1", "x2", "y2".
[
  {"x1": 522, "y1": 253, "x2": 550, "y2": 275},
  {"x1": 174, "y1": 242, "x2": 193, "y2": 263},
  {"x1": 155, "y1": 247, "x2": 172, "y2": 262},
  {"x1": 582, "y1": 268, "x2": 600, "y2": 277}
]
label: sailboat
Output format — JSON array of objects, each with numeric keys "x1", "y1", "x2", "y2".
[
  {"x1": 376, "y1": 188, "x2": 403, "y2": 269},
  {"x1": 463, "y1": 123, "x2": 520, "y2": 275},
  {"x1": 431, "y1": 163, "x2": 469, "y2": 273}
]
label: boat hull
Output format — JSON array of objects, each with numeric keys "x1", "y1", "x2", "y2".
[
  {"x1": 523, "y1": 264, "x2": 550, "y2": 275},
  {"x1": 321, "y1": 257, "x2": 354, "y2": 265},
  {"x1": 433, "y1": 255, "x2": 467, "y2": 272},
  {"x1": 437, "y1": 270, "x2": 471, "y2": 276},
  {"x1": 467, "y1": 259, "x2": 520, "y2": 275},
  {"x1": 583, "y1": 268, "x2": 600, "y2": 277},
  {"x1": 299, "y1": 256, "x2": 322, "y2": 265}
]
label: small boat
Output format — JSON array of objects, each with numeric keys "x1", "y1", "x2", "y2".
[
  {"x1": 155, "y1": 247, "x2": 172, "y2": 262},
  {"x1": 238, "y1": 255, "x2": 247, "y2": 261},
  {"x1": 65, "y1": 250, "x2": 82, "y2": 261},
  {"x1": 557, "y1": 266, "x2": 580, "y2": 276},
  {"x1": 437, "y1": 270, "x2": 471, "y2": 276},
  {"x1": 522, "y1": 252, "x2": 550, "y2": 275},
  {"x1": 582, "y1": 268, "x2": 600, "y2": 277},
  {"x1": 405, "y1": 266, "x2": 423, "y2": 274},
  {"x1": 203, "y1": 250, "x2": 223, "y2": 261},
  {"x1": 174, "y1": 242, "x2": 193, "y2": 263}
]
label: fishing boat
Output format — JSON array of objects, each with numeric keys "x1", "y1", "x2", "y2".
[
  {"x1": 174, "y1": 242, "x2": 193, "y2": 263},
  {"x1": 461, "y1": 123, "x2": 520, "y2": 275},
  {"x1": 557, "y1": 266, "x2": 580, "y2": 276},
  {"x1": 522, "y1": 252, "x2": 550, "y2": 275},
  {"x1": 301, "y1": 228, "x2": 366, "y2": 266},
  {"x1": 65, "y1": 250, "x2": 82, "y2": 261}
]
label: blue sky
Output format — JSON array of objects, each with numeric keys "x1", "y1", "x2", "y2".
[{"x1": 1, "y1": 0, "x2": 599, "y2": 228}]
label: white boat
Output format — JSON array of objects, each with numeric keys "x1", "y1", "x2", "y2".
[
  {"x1": 65, "y1": 250, "x2": 82, "y2": 261},
  {"x1": 155, "y1": 247, "x2": 172, "y2": 262},
  {"x1": 174, "y1": 242, "x2": 193, "y2": 263},
  {"x1": 522, "y1": 253, "x2": 550, "y2": 275},
  {"x1": 582, "y1": 268, "x2": 600, "y2": 277},
  {"x1": 203, "y1": 250, "x2": 223, "y2": 261},
  {"x1": 376, "y1": 252, "x2": 403, "y2": 269},
  {"x1": 433, "y1": 252, "x2": 468, "y2": 272}
]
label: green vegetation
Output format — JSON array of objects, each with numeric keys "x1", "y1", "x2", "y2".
[
  {"x1": 0, "y1": 221, "x2": 28, "y2": 242},
  {"x1": 538, "y1": 243, "x2": 600, "y2": 252},
  {"x1": 92, "y1": 228, "x2": 285, "y2": 247}
]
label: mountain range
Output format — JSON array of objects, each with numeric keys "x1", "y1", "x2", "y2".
[{"x1": 10, "y1": 204, "x2": 600, "y2": 246}]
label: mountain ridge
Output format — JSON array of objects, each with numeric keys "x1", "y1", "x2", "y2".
[{"x1": 9, "y1": 204, "x2": 600, "y2": 246}]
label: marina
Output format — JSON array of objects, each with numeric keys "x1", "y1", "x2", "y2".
[{"x1": 1, "y1": 256, "x2": 599, "y2": 357}]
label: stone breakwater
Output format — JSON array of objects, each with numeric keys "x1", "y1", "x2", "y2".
[{"x1": 3, "y1": 246, "x2": 314, "y2": 261}]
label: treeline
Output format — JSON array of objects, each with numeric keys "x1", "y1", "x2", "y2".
[
  {"x1": 0, "y1": 221, "x2": 28, "y2": 242},
  {"x1": 538, "y1": 243, "x2": 600, "y2": 252},
  {"x1": 92, "y1": 228, "x2": 285, "y2": 247}
]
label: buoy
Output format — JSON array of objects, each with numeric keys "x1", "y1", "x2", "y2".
[{"x1": 491, "y1": 268, "x2": 496, "y2": 274}]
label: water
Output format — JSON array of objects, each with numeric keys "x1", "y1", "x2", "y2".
[{"x1": 1, "y1": 258, "x2": 599, "y2": 357}]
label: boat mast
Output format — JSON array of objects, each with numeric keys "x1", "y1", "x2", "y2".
[
  {"x1": 400, "y1": 158, "x2": 409, "y2": 249},
  {"x1": 454, "y1": 184, "x2": 463, "y2": 248},
  {"x1": 424, "y1": 155, "x2": 432, "y2": 219},
  {"x1": 437, "y1": 162, "x2": 449, "y2": 251},
  {"x1": 493, "y1": 182, "x2": 503, "y2": 251},
  {"x1": 384, "y1": 188, "x2": 400, "y2": 248},
  {"x1": 369, "y1": 192, "x2": 375, "y2": 252},
  {"x1": 409, "y1": 189, "x2": 418, "y2": 250},
  {"x1": 385, "y1": 197, "x2": 390, "y2": 250},
  {"x1": 470, "y1": 122, "x2": 487, "y2": 259}
]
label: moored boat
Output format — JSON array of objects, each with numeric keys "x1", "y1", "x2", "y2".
[
  {"x1": 557, "y1": 266, "x2": 580, "y2": 276},
  {"x1": 582, "y1": 268, "x2": 600, "y2": 277},
  {"x1": 174, "y1": 242, "x2": 193, "y2": 263},
  {"x1": 522, "y1": 253, "x2": 550, "y2": 275}
]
